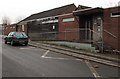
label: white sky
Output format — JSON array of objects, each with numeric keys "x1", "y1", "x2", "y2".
[{"x1": 0, "y1": 0, "x2": 120, "y2": 24}]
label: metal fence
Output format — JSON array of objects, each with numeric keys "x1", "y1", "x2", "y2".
[
  {"x1": 29, "y1": 28, "x2": 102, "y2": 43},
  {"x1": 28, "y1": 27, "x2": 120, "y2": 53}
]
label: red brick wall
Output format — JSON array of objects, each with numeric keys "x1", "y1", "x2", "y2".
[
  {"x1": 103, "y1": 7, "x2": 120, "y2": 50},
  {"x1": 4, "y1": 24, "x2": 16, "y2": 35},
  {"x1": 4, "y1": 24, "x2": 28, "y2": 36},
  {"x1": 58, "y1": 13, "x2": 80, "y2": 41}
]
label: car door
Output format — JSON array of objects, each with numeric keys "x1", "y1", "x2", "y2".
[{"x1": 6, "y1": 32, "x2": 14, "y2": 42}]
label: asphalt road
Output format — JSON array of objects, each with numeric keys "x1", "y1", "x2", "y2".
[
  {"x1": 0, "y1": 35, "x2": 2, "y2": 78},
  {"x1": 0, "y1": 25, "x2": 3, "y2": 78},
  {"x1": 2, "y1": 43, "x2": 93, "y2": 77},
  {"x1": 2, "y1": 39, "x2": 120, "y2": 78}
]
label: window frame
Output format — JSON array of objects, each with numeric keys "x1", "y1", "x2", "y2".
[{"x1": 111, "y1": 12, "x2": 120, "y2": 17}]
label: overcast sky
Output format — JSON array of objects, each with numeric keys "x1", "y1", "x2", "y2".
[{"x1": 0, "y1": 0, "x2": 120, "y2": 24}]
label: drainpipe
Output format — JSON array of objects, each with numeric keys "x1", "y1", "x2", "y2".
[
  {"x1": 118, "y1": 4, "x2": 120, "y2": 51},
  {"x1": 101, "y1": 17, "x2": 104, "y2": 53}
]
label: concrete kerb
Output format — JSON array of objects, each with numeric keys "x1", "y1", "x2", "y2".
[
  {"x1": 29, "y1": 41, "x2": 120, "y2": 63},
  {"x1": 46, "y1": 42, "x2": 119, "y2": 62},
  {"x1": 28, "y1": 42, "x2": 120, "y2": 68}
]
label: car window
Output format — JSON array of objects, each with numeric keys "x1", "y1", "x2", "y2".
[
  {"x1": 8, "y1": 33, "x2": 11, "y2": 36},
  {"x1": 14, "y1": 32, "x2": 27, "y2": 37},
  {"x1": 8, "y1": 32, "x2": 13, "y2": 36},
  {"x1": 21, "y1": 32, "x2": 27, "y2": 36}
]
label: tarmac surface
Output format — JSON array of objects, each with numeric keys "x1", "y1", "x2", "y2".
[
  {"x1": 29, "y1": 41, "x2": 120, "y2": 68},
  {"x1": 1, "y1": 34, "x2": 120, "y2": 78}
]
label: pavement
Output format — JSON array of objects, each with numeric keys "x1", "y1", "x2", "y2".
[{"x1": 29, "y1": 41, "x2": 120, "y2": 68}]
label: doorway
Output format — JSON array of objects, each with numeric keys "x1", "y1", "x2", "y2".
[{"x1": 80, "y1": 16, "x2": 93, "y2": 43}]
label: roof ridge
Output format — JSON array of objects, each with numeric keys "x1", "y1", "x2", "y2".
[
  {"x1": 19, "y1": 3, "x2": 77, "y2": 23},
  {"x1": 32, "y1": 3, "x2": 76, "y2": 15}
]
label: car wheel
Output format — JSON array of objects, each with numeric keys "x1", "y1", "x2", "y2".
[
  {"x1": 10, "y1": 41, "x2": 14, "y2": 46},
  {"x1": 5, "y1": 41, "x2": 7, "y2": 44},
  {"x1": 24, "y1": 42, "x2": 28, "y2": 46}
]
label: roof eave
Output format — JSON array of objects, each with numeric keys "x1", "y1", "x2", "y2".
[{"x1": 73, "y1": 7, "x2": 103, "y2": 16}]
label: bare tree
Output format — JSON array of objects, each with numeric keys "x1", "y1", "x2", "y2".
[{"x1": 2, "y1": 16, "x2": 11, "y2": 25}]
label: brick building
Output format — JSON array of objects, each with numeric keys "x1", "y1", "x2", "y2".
[
  {"x1": 18, "y1": 4, "x2": 80, "y2": 40},
  {"x1": 18, "y1": 4, "x2": 89, "y2": 41},
  {"x1": 73, "y1": 6, "x2": 120, "y2": 51},
  {"x1": 73, "y1": 7, "x2": 104, "y2": 51},
  {"x1": 4, "y1": 24, "x2": 17, "y2": 35},
  {"x1": 58, "y1": 13, "x2": 80, "y2": 41},
  {"x1": 103, "y1": 6, "x2": 120, "y2": 50},
  {"x1": 4, "y1": 4, "x2": 120, "y2": 51}
]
